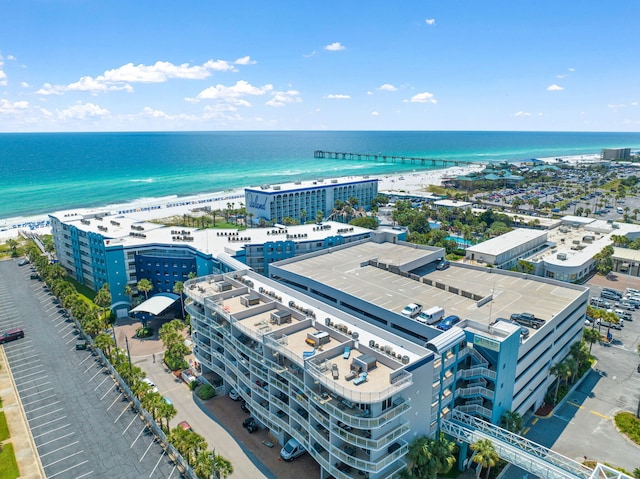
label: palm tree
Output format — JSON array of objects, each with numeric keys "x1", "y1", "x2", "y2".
[
  {"x1": 173, "y1": 281, "x2": 185, "y2": 319},
  {"x1": 137, "y1": 278, "x2": 153, "y2": 299},
  {"x1": 7, "y1": 238, "x2": 18, "y2": 256},
  {"x1": 156, "y1": 400, "x2": 177, "y2": 433},
  {"x1": 124, "y1": 284, "x2": 134, "y2": 305},
  {"x1": 212, "y1": 452, "x2": 234, "y2": 478},
  {"x1": 401, "y1": 435, "x2": 456, "y2": 479},
  {"x1": 470, "y1": 439, "x2": 499, "y2": 479},
  {"x1": 94, "y1": 332, "x2": 115, "y2": 359},
  {"x1": 499, "y1": 410, "x2": 523, "y2": 434},
  {"x1": 583, "y1": 327, "x2": 601, "y2": 354},
  {"x1": 569, "y1": 341, "x2": 589, "y2": 372},
  {"x1": 141, "y1": 391, "x2": 163, "y2": 420},
  {"x1": 549, "y1": 361, "x2": 570, "y2": 404}
]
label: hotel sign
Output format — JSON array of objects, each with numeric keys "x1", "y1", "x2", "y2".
[
  {"x1": 473, "y1": 335, "x2": 500, "y2": 352},
  {"x1": 247, "y1": 192, "x2": 269, "y2": 211}
]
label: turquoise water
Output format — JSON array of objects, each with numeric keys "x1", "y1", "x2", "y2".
[
  {"x1": 445, "y1": 236, "x2": 472, "y2": 247},
  {"x1": 2, "y1": 130, "x2": 640, "y2": 221}
]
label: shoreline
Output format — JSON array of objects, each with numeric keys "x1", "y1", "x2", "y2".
[{"x1": 0, "y1": 153, "x2": 602, "y2": 241}]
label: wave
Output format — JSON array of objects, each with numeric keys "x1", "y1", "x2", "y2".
[{"x1": 129, "y1": 178, "x2": 155, "y2": 183}]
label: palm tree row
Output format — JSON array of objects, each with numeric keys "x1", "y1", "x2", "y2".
[{"x1": 548, "y1": 339, "x2": 591, "y2": 404}]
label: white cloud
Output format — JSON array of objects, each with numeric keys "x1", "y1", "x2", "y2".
[
  {"x1": 568, "y1": 67, "x2": 575, "y2": 72},
  {"x1": 547, "y1": 84, "x2": 564, "y2": 91},
  {"x1": 141, "y1": 106, "x2": 171, "y2": 119},
  {"x1": 378, "y1": 83, "x2": 397, "y2": 92},
  {"x1": 608, "y1": 104, "x2": 625, "y2": 109},
  {"x1": 20, "y1": 81, "x2": 30, "y2": 88},
  {"x1": 324, "y1": 94, "x2": 350, "y2": 99},
  {"x1": 0, "y1": 59, "x2": 6, "y2": 86},
  {"x1": 556, "y1": 74, "x2": 567, "y2": 79},
  {"x1": 405, "y1": 91, "x2": 437, "y2": 104},
  {"x1": 7, "y1": 55, "x2": 16, "y2": 61},
  {"x1": 57, "y1": 102, "x2": 109, "y2": 120},
  {"x1": 371, "y1": 111, "x2": 379, "y2": 116},
  {"x1": 425, "y1": 18, "x2": 436, "y2": 26},
  {"x1": 324, "y1": 42, "x2": 345, "y2": 51},
  {"x1": 187, "y1": 80, "x2": 273, "y2": 105},
  {"x1": 631, "y1": 102, "x2": 638, "y2": 106},
  {"x1": 303, "y1": 51, "x2": 316, "y2": 58},
  {"x1": 514, "y1": 111, "x2": 532, "y2": 117},
  {"x1": 266, "y1": 90, "x2": 302, "y2": 107},
  {"x1": 234, "y1": 56, "x2": 256, "y2": 65},
  {"x1": 36, "y1": 58, "x2": 250, "y2": 96},
  {"x1": 0, "y1": 98, "x2": 29, "y2": 114}
]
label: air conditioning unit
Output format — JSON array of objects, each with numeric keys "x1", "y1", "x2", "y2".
[{"x1": 557, "y1": 253, "x2": 567, "y2": 260}]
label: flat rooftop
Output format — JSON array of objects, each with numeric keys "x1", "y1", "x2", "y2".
[
  {"x1": 245, "y1": 176, "x2": 378, "y2": 194},
  {"x1": 465, "y1": 228, "x2": 548, "y2": 256},
  {"x1": 276, "y1": 241, "x2": 586, "y2": 328}
]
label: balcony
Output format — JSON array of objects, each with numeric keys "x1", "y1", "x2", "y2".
[
  {"x1": 332, "y1": 419, "x2": 410, "y2": 451},
  {"x1": 310, "y1": 393, "x2": 411, "y2": 429},
  {"x1": 456, "y1": 385, "x2": 495, "y2": 400},
  {"x1": 332, "y1": 439, "x2": 408, "y2": 473},
  {"x1": 459, "y1": 366, "x2": 497, "y2": 381}
]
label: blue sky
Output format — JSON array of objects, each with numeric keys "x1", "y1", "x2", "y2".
[{"x1": 0, "y1": 0, "x2": 638, "y2": 132}]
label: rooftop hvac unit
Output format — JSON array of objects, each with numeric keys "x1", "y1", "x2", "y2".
[
  {"x1": 401, "y1": 355, "x2": 410, "y2": 365},
  {"x1": 557, "y1": 253, "x2": 567, "y2": 260},
  {"x1": 352, "y1": 331, "x2": 359, "y2": 340},
  {"x1": 368, "y1": 339, "x2": 375, "y2": 348},
  {"x1": 325, "y1": 317, "x2": 331, "y2": 326}
]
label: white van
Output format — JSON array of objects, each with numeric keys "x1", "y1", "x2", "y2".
[
  {"x1": 417, "y1": 306, "x2": 445, "y2": 325},
  {"x1": 280, "y1": 438, "x2": 306, "y2": 461},
  {"x1": 617, "y1": 206, "x2": 624, "y2": 214}
]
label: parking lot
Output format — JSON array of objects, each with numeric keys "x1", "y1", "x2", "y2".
[
  {"x1": 503, "y1": 273, "x2": 640, "y2": 479},
  {"x1": 0, "y1": 259, "x2": 180, "y2": 479}
]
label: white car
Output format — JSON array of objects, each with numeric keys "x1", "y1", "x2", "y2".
[
  {"x1": 229, "y1": 388, "x2": 240, "y2": 401},
  {"x1": 142, "y1": 378, "x2": 158, "y2": 393}
]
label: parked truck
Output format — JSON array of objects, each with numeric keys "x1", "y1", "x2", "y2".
[{"x1": 510, "y1": 312, "x2": 545, "y2": 329}]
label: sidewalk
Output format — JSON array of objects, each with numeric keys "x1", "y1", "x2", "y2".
[{"x1": 0, "y1": 347, "x2": 45, "y2": 479}]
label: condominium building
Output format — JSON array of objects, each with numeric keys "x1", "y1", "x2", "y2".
[
  {"x1": 245, "y1": 177, "x2": 379, "y2": 225},
  {"x1": 186, "y1": 239, "x2": 588, "y2": 478},
  {"x1": 49, "y1": 208, "x2": 372, "y2": 316}
]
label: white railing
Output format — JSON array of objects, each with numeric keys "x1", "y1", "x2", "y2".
[
  {"x1": 456, "y1": 386, "x2": 495, "y2": 400},
  {"x1": 459, "y1": 366, "x2": 497, "y2": 380}
]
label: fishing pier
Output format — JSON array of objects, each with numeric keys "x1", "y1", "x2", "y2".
[{"x1": 314, "y1": 150, "x2": 474, "y2": 167}]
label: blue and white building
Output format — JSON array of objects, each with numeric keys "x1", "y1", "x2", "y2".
[{"x1": 245, "y1": 177, "x2": 379, "y2": 225}]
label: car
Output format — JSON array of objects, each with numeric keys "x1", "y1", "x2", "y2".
[
  {"x1": 280, "y1": 438, "x2": 306, "y2": 461},
  {"x1": 0, "y1": 328, "x2": 24, "y2": 344},
  {"x1": 178, "y1": 421, "x2": 193, "y2": 431},
  {"x1": 30, "y1": 273, "x2": 40, "y2": 280},
  {"x1": 436, "y1": 259, "x2": 450, "y2": 270},
  {"x1": 401, "y1": 303, "x2": 422, "y2": 318},
  {"x1": 142, "y1": 378, "x2": 159, "y2": 393},
  {"x1": 590, "y1": 297, "x2": 610, "y2": 308},
  {"x1": 510, "y1": 312, "x2": 545, "y2": 329},
  {"x1": 437, "y1": 315, "x2": 461, "y2": 331},
  {"x1": 242, "y1": 417, "x2": 258, "y2": 433},
  {"x1": 240, "y1": 400, "x2": 250, "y2": 413},
  {"x1": 18, "y1": 258, "x2": 29, "y2": 266},
  {"x1": 75, "y1": 338, "x2": 89, "y2": 350},
  {"x1": 229, "y1": 388, "x2": 240, "y2": 401},
  {"x1": 163, "y1": 396, "x2": 173, "y2": 406}
]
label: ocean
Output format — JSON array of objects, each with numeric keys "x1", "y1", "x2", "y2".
[{"x1": 2, "y1": 130, "x2": 640, "y2": 222}]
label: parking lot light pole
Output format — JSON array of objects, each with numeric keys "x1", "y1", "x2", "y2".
[{"x1": 125, "y1": 336, "x2": 132, "y2": 372}]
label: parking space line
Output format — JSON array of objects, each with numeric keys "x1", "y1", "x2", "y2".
[
  {"x1": 139, "y1": 438, "x2": 155, "y2": 462},
  {"x1": 131, "y1": 426, "x2": 146, "y2": 448},
  {"x1": 94, "y1": 376, "x2": 111, "y2": 391},
  {"x1": 89, "y1": 369, "x2": 103, "y2": 381},
  {"x1": 39, "y1": 441, "x2": 80, "y2": 458},
  {"x1": 27, "y1": 400, "x2": 61, "y2": 414},
  {"x1": 19, "y1": 381, "x2": 51, "y2": 393},
  {"x1": 15, "y1": 374, "x2": 49, "y2": 386},
  {"x1": 122, "y1": 415, "x2": 138, "y2": 435},
  {"x1": 12, "y1": 363, "x2": 43, "y2": 374},
  {"x1": 590, "y1": 410, "x2": 610, "y2": 419},
  {"x1": 100, "y1": 386, "x2": 116, "y2": 401},
  {"x1": 78, "y1": 354, "x2": 93, "y2": 366},
  {"x1": 567, "y1": 401, "x2": 583, "y2": 409},
  {"x1": 22, "y1": 394, "x2": 57, "y2": 407},
  {"x1": 32, "y1": 423, "x2": 72, "y2": 438},
  {"x1": 43, "y1": 450, "x2": 85, "y2": 468},
  {"x1": 116, "y1": 404, "x2": 131, "y2": 423},
  {"x1": 168, "y1": 464, "x2": 178, "y2": 478},
  {"x1": 13, "y1": 369, "x2": 47, "y2": 381},
  {"x1": 38, "y1": 431, "x2": 76, "y2": 448},
  {"x1": 83, "y1": 363, "x2": 97, "y2": 373},
  {"x1": 21, "y1": 388, "x2": 55, "y2": 400},
  {"x1": 30, "y1": 415, "x2": 67, "y2": 430},
  {"x1": 63, "y1": 329, "x2": 77, "y2": 339},
  {"x1": 29, "y1": 407, "x2": 65, "y2": 421},
  {"x1": 107, "y1": 392, "x2": 124, "y2": 411},
  {"x1": 47, "y1": 460, "x2": 89, "y2": 478},
  {"x1": 75, "y1": 470, "x2": 95, "y2": 479},
  {"x1": 149, "y1": 449, "x2": 167, "y2": 477}
]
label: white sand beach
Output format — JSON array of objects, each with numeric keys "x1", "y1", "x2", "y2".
[{"x1": 0, "y1": 154, "x2": 598, "y2": 242}]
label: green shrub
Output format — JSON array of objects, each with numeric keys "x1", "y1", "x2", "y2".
[
  {"x1": 164, "y1": 355, "x2": 188, "y2": 371},
  {"x1": 136, "y1": 327, "x2": 154, "y2": 338},
  {"x1": 614, "y1": 412, "x2": 640, "y2": 445},
  {"x1": 189, "y1": 380, "x2": 198, "y2": 391},
  {"x1": 197, "y1": 384, "x2": 216, "y2": 400},
  {"x1": 0, "y1": 412, "x2": 9, "y2": 441}
]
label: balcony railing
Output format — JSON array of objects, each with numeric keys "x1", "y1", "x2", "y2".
[
  {"x1": 333, "y1": 419, "x2": 410, "y2": 451},
  {"x1": 459, "y1": 366, "x2": 497, "y2": 381},
  {"x1": 310, "y1": 394, "x2": 411, "y2": 429},
  {"x1": 456, "y1": 386, "x2": 495, "y2": 400}
]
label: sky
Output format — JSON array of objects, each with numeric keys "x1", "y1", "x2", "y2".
[{"x1": 0, "y1": 0, "x2": 639, "y2": 132}]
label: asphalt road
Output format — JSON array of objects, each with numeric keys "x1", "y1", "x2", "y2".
[{"x1": 0, "y1": 259, "x2": 181, "y2": 479}]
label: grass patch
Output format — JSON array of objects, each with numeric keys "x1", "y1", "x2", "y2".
[
  {"x1": 64, "y1": 276, "x2": 96, "y2": 300},
  {"x1": 614, "y1": 411, "x2": 640, "y2": 445},
  {"x1": 601, "y1": 178, "x2": 621, "y2": 191},
  {"x1": 0, "y1": 442, "x2": 19, "y2": 479},
  {"x1": 0, "y1": 412, "x2": 9, "y2": 441}
]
